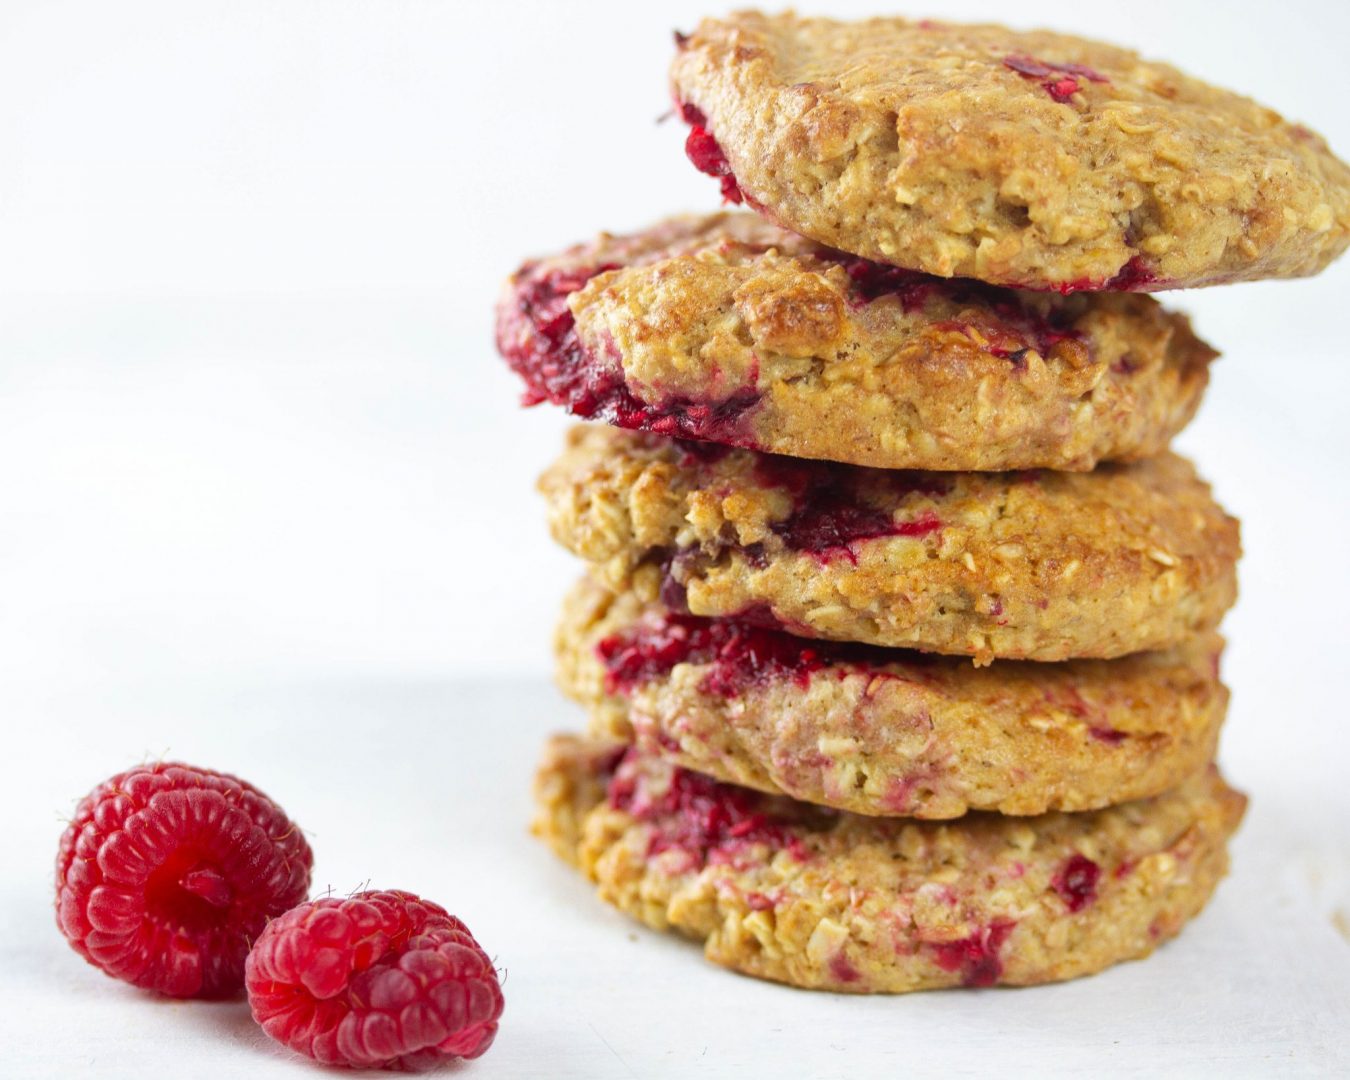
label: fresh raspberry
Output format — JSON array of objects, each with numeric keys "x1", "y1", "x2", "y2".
[
  {"x1": 245, "y1": 890, "x2": 503, "y2": 1071},
  {"x1": 55, "y1": 762, "x2": 313, "y2": 998}
]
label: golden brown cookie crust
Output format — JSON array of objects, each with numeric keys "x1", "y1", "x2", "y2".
[
  {"x1": 533, "y1": 734, "x2": 1246, "y2": 993},
  {"x1": 539, "y1": 426, "x2": 1241, "y2": 663},
  {"x1": 670, "y1": 13, "x2": 1350, "y2": 290},
  {"x1": 556, "y1": 577, "x2": 1228, "y2": 818},
  {"x1": 498, "y1": 213, "x2": 1215, "y2": 471}
]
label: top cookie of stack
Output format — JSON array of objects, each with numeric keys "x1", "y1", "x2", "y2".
[{"x1": 670, "y1": 12, "x2": 1350, "y2": 291}]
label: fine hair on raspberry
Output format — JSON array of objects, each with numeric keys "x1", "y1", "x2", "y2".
[
  {"x1": 245, "y1": 889, "x2": 503, "y2": 1070},
  {"x1": 55, "y1": 761, "x2": 313, "y2": 998}
]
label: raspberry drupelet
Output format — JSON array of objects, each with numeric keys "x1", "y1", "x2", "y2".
[
  {"x1": 246, "y1": 890, "x2": 503, "y2": 1071},
  {"x1": 54, "y1": 761, "x2": 313, "y2": 998}
]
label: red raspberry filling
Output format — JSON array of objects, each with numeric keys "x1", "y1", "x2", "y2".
[
  {"x1": 820, "y1": 250, "x2": 1086, "y2": 358},
  {"x1": 606, "y1": 751, "x2": 812, "y2": 866},
  {"x1": 496, "y1": 261, "x2": 763, "y2": 447},
  {"x1": 829, "y1": 953, "x2": 862, "y2": 984},
  {"x1": 1089, "y1": 725, "x2": 1128, "y2": 745},
  {"x1": 1051, "y1": 854, "x2": 1102, "y2": 912},
  {"x1": 879, "y1": 766, "x2": 943, "y2": 815},
  {"x1": 54, "y1": 762, "x2": 313, "y2": 999},
  {"x1": 596, "y1": 613, "x2": 745, "y2": 694},
  {"x1": 754, "y1": 455, "x2": 949, "y2": 562},
  {"x1": 596, "y1": 607, "x2": 903, "y2": 698},
  {"x1": 678, "y1": 102, "x2": 743, "y2": 204},
  {"x1": 821, "y1": 253, "x2": 943, "y2": 312},
  {"x1": 1052, "y1": 684, "x2": 1126, "y2": 747},
  {"x1": 1003, "y1": 54, "x2": 1109, "y2": 103},
  {"x1": 753, "y1": 451, "x2": 951, "y2": 502},
  {"x1": 930, "y1": 920, "x2": 1017, "y2": 987},
  {"x1": 1054, "y1": 256, "x2": 1163, "y2": 295},
  {"x1": 246, "y1": 890, "x2": 503, "y2": 1071},
  {"x1": 1103, "y1": 256, "x2": 1160, "y2": 291},
  {"x1": 652, "y1": 456, "x2": 950, "y2": 582},
  {"x1": 775, "y1": 498, "x2": 943, "y2": 561}
]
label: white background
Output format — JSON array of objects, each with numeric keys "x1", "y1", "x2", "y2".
[{"x1": 1, "y1": 1, "x2": 1347, "y2": 1076}]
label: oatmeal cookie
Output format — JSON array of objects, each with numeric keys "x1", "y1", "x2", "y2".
[
  {"x1": 538, "y1": 426, "x2": 1240, "y2": 663},
  {"x1": 533, "y1": 734, "x2": 1246, "y2": 993},
  {"x1": 670, "y1": 13, "x2": 1350, "y2": 290},
  {"x1": 497, "y1": 213, "x2": 1214, "y2": 471},
  {"x1": 556, "y1": 577, "x2": 1228, "y2": 818}
]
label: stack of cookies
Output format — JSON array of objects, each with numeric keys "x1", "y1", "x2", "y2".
[{"x1": 498, "y1": 13, "x2": 1350, "y2": 992}]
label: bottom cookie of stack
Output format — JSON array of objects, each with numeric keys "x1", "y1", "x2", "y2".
[{"x1": 533, "y1": 734, "x2": 1246, "y2": 994}]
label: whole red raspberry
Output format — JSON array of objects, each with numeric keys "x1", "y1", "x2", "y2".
[
  {"x1": 246, "y1": 890, "x2": 503, "y2": 1070},
  {"x1": 55, "y1": 762, "x2": 313, "y2": 998}
]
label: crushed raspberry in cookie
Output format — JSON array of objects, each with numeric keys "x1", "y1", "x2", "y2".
[
  {"x1": 596, "y1": 610, "x2": 831, "y2": 698},
  {"x1": 596, "y1": 607, "x2": 906, "y2": 699},
  {"x1": 597, "y1": 612, "x2": 718, "y2": 692},
  {"x1": 1052, "y1": 854, "x2": 1102, "y2": 912},
  {"x1": 751, "y1": 455, "x2": 948, "y2": 562},
  {"x1": 246, "y1": 890, "x2": 503, "y2": 1070},
  {"x1": 774, "y1": 497, "x2": 941, "y2": 560},
  {"x1": 54, "y1": 762, "x2": 312, "y2": 998},
  {"x1": 821, "y1": 253, "x2": 938, "y2": 311},
  {"x1": 1002, "y1": 54, "x2": 1110, "y2": 103},
  {"x1": 753, "y1": 454, "x2": 952, "y2": 502},
  {"x1": 1105, "y1": 256, "x2": 1160, "y2": 291},
  {"x1": 1089, "y1": 725, "x2": 1128, "y2": 744},
  {"x1": 829, "y1": 953, "x2": 862, "y2": 983},
  {"x1": 819, "y1": 251, "x2": 1086, "y2": 359},
  {"x1": 678, "y1": 103, "x2": 743, "y2": 203},
  {"x1": 1056, "y1": 256, "x2": 1163, "y2": 295},
  {"x1": 607, "y1": 751, "x2": 811, "y2": 865},
  {"x1": 498, "y1": 261, "x2": 763, "y2": 446},
  {"x1": 929, "y1": 920, "x2": 1017, "y2": 987}
]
